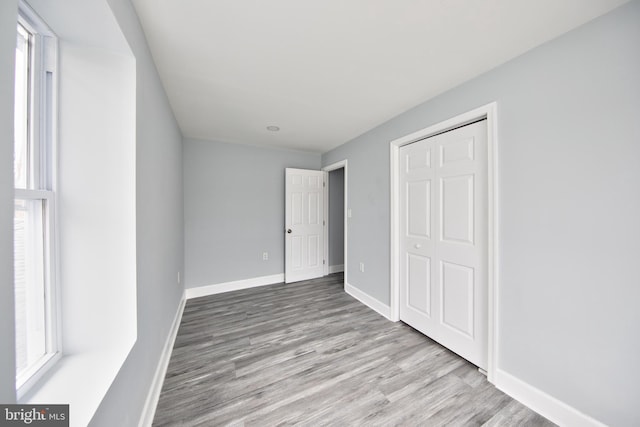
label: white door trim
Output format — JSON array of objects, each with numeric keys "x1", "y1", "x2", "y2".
[
  {"x1": 390, "y1": 102, "x2": 498, "y2": 382},
  {"x1": 322, "y1": 160, "x2": 348, "y2": 287}
]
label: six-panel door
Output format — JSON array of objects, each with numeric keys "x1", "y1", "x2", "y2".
[
  {"x1": 399, "y1": 120, "x2": 488, "y2": 369},
  {"x1": 285, "y1": 168, "x2": 325, "y2": 283}
]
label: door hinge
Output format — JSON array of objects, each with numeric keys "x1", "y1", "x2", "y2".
[
  {"x1": 323, "y1": 181, "x2": 326, "y2": 187},
  {"x1": 323, "y1": 260, "x2": 326, "y2": 265},
  {"x1": 323, "y1": 220, "x2": 326, "y2": 226}
]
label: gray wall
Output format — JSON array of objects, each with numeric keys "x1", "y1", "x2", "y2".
[
  {"x1": 184, "y1": 139, "x2": 321, "y2": 288},
  {"x1": 0, "y1": 0, "x2": 18, "y2": 405},
  {"x1": 322, "y1": 2, "x2": 640, "y2": 425},
  {"x1": 90, "y1": 0, "x2": 185, "y2": 425},
  {"x1": 328, "y1": 168, "x2": 344, "y2": 268}
]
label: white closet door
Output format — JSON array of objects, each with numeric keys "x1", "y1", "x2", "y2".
[{"x1": 399, "y1": 120, "x2": 488, "y2": 369}]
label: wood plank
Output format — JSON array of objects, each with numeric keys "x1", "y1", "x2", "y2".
[{"x1": 153, "y1": 273, "x2": 555, "y2": 427}]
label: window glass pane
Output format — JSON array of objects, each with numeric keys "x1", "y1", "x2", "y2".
[
  {"x1": 14, "y1": 198, "x2": 47, "y2": 379},
  {"x1": 14, "y1": 24, "x2": 30, "y2": 190}
]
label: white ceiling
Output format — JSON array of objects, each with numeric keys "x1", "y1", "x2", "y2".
[{"x1": 131, "y1": 0, "x2": 627, "y2": 153}]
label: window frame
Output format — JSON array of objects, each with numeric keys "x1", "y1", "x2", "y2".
[{"x1": 14, "y1": 1, "x2": 61, "y2": 399}]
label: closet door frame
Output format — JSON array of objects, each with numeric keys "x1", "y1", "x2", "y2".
[{"x1": 389, "y1": 102, "x2": 498, "y2": 382}]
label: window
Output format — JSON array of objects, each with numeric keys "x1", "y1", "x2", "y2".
[{"x1": 14, "y1": 4, "x2": 59, "y2": 397}]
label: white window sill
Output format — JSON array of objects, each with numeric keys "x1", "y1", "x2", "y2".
[
  {"x1": 19, "y1": 350, "x2": 132, "y2": 427},
  {"x1": 17, "y1": 352, "x2": 61, "y2": 400}
]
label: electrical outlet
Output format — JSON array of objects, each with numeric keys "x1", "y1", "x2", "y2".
[
  {"x1": 359, "y1": 262, "x2": 365, "y2": 273},
  {"x1": 177, "y1": 271, "x2": 181, "y2": 285},
  {"x1": 262, "y1": 252, "x2": 269, "y2": 261}
]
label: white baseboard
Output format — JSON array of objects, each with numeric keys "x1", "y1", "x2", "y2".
[
  {"x1": 329, "y1": 264, "x2": 344, "y2": 274},
  {"x1": 345, "y1": 282, "x2": 392, "y2": 320},
  {"x1": 494, "y1": 369, "x2": 606, "y2": 427},
  {"x1": 138, "y1": 293, "x2": 186, "y2": 427},
  {"x1": 185, "y1": 273, "x2": 285, "y2": 300}
]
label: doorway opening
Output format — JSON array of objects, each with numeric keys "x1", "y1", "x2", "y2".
[{"x1": 323, "y1": 160, "x2": 348, "y2": 286}]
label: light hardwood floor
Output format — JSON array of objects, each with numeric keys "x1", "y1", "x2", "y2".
[{"x1": 153, "y1": 274, "x2": 554, "y2": 426}]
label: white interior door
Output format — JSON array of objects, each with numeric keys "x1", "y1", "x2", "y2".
[
  {"x1": 399, "y1": 120, "x2": 488, "y2": 369},
  {"x1": 285, "y1": 168, "x2": 324, "y2": 283}
]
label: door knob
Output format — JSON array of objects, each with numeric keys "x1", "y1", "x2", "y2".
[
  {"x1": 415, "y1": 243, "x2": 422, "y2": 249},
  {"x1": 287, "y1": 229, "x2": 292, "y2": 234}
]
